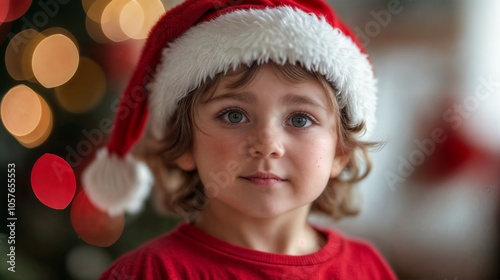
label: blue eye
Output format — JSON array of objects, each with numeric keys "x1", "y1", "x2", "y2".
[
  {"x1": 228, "y1": 111, "x2": 243, "y2": 123},
  {"x1": 220, "y1": 109, "x2": 247, "y2": 124},
  {"x1": 289, "y1": 113, "x2": 315, "y2": 128}
]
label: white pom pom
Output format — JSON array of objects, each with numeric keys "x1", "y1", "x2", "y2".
[{"x1": 82, "y1": 148, "x2": 153, "y2": 217}]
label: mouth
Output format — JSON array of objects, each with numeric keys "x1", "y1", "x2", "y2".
[{"x1": 241, "y1": 172, "x2": 286, "y2": 186}]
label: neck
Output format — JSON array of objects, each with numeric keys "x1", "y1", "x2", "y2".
[{"x1": 194, "y1": 202, "x2": 325, "y2": 255}]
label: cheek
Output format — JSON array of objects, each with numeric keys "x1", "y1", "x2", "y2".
[
  {"x1": 294, "y1": 135, "x2": 336, "y2": 168},
  {"x1": 193, "y1": 132, "x2": 244, "y2": 175},
  {"x1": 201, "y1": 135, "x2": 240, "y2": 157},
  {"x1": 313, "y1": 148, "x2": 335, "y2": 177}
]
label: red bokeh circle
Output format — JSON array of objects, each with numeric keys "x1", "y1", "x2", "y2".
[
  {"x1": 31, "y1": 153, "x2": 76, "y2": 209},
  {"x1": 0, "y1": 1, "x2": 9, "y2": 23},
  {"x1": 71, "y1": 191, "x2": 125, "y2": 247},
  {"x1": 1, "y1": 0, "x2": 32, "y2": 23}
]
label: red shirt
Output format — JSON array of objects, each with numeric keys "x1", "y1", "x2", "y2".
[{"x1": 100, "y1": 223, "x2": 397, "y2": 279}]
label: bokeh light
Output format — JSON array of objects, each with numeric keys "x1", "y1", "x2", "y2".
[
  {"x1": 5, "y1": 29, "x2": 42, "y2": 81},
  {"x1": 31, "y1": 153, "x2": 76, "y2": 210},
  {"x1": 84, "y1": 0, "x2": 112, "y2": 43},
  {"x1": 81, "y1": 0, "x2": 97, "y2": 14},
  {"x1": 0, "y1": 1, "x2": 9, "y2": 23},
  {"x1": 119, "y1": 0, "x2": 144, "y2": 39},
  {"x1": 71, "y1": 191, "x2": 125, "y2": 247},
  {"x1": 101, "y1": 0, "x2": 129, "y2": 42},
  {"x1": 32, "y1": 34, "x2": 80, "y2": 88},
  {"x1": 21, "y1": 32, "x2": 46, "y2": 82},
  {"x1": 17, "y1": 105, "x2": 52, "y2": 149},
  {"x1": 55, "y1": 57, "x2": 106, "y2": 113},
  {"x1": 86, "y1": 0, "x2": 111, "y2": 23},
  {"x1": 42, "y1": 27, "x2": 80, "y2": 50},
  {"x1": 132, "y1": 0, "x2": 165, "y2": 40},
  {"x1": 0, "y1": 85, "x2": 53, "y2": 148},
  {"x1": 1, "y1": 85, "x2": 42, "y2": 136},
  {"x1": 83, "y1": 0, "x2": 165, "y2": 42},
  {"x1": 0, "y1": 0, "x2": 32, "y2": 23}
]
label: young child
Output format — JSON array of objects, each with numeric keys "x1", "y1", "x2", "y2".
[{"x1": 83, "y1": 0, "x2": 397, "y2": 279}]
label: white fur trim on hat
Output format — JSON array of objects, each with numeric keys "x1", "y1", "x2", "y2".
[
  {"x1": 148, "y1": 6, "x2": 377, "y2": 139},
  {"x1": 82, "y1": 148, "x2": 153, "y2": 216}
]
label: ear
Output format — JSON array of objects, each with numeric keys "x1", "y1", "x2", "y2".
[
  {"x1": 174, "y1": 151, "x2": 196, "y2": 171},
  {"x1": 330, "y1": 148, "x2": 352, "y2": 178}
]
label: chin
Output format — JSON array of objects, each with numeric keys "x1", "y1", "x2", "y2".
[{"x1": 245, "y1": 204, "x2": 305, "y2": 220}]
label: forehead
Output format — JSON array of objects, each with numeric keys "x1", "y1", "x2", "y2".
[{"x1": 202, "y1": 63, "x2": 338, "y2": 109}]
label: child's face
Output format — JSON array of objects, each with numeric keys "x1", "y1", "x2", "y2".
[{"x1": 178, "y1": 64, "x2": 349, "y2": 219}]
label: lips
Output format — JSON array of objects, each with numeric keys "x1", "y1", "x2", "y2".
[{"x1": 241, "y1": 172, "x2": 286, "y2": 186}]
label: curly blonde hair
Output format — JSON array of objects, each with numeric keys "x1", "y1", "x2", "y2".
[{"x1": 136, "y1": 62, "x2": 379, "y2": 221}]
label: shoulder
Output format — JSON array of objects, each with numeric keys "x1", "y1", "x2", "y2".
[
  {"x1": 98, "y1": 237, "x2": 171, "y2": 280},
  {"x1": 319, "y1": 227, "x2": 398, "y2": 280},
  {"x1": 99, "y1": 225, "x2": 189, "y2": 280}
]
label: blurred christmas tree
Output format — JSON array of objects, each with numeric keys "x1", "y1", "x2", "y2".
[{"x1": 0, "y1": 1, "x2": 179, "y2": 279}]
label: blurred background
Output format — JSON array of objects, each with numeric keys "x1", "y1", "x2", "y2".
[{"x1": 0, "y1": 0, "x2": 498, "y2": 279}]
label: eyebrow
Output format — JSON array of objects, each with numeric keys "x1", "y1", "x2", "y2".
[
  {"x1": 202, "y1": 92, "x2": 255, "y2": 104},
  {"x1": 282, "y1": 94, "x2": 328, "y2": 111}
]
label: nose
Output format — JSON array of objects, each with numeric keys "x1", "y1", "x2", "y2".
[{"x1": 248, "y1": 127, "x2": 284, "y2": 158}]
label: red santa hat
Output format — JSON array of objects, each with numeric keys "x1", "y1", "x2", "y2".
[{"x1": 82, "y1": 0, "x2": 377, "y2": 217}]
